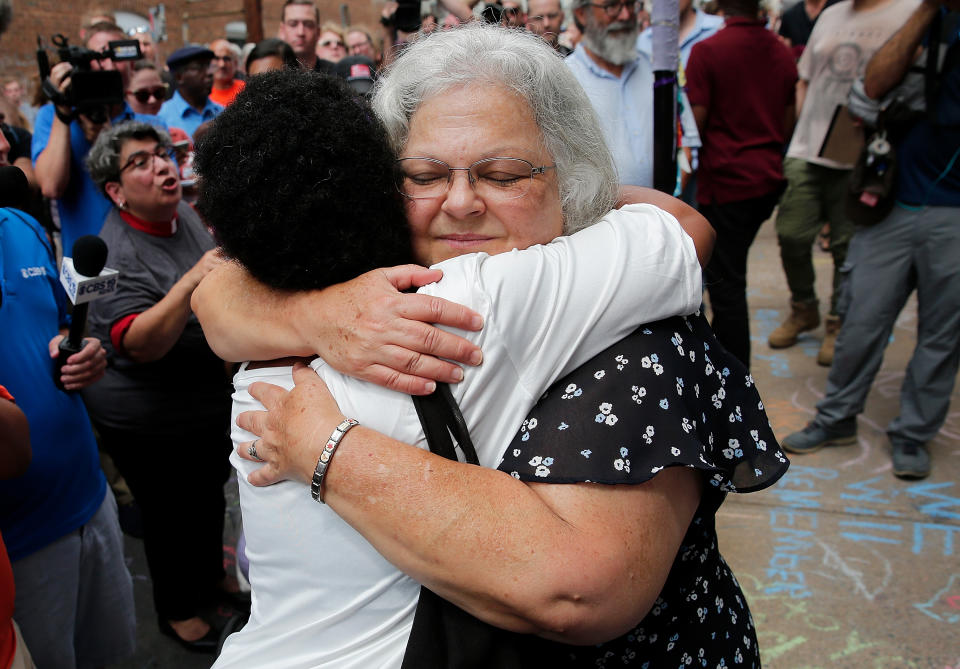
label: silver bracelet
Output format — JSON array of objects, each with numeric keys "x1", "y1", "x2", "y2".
[{"x1": 311, "y1": 418, "x2": 359, "y2": 504}]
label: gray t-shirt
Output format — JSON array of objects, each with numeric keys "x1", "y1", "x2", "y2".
[
  {"x1": 787, "y1": 0, "x2": 920, "y2": 168},
  {"x1": 83, "y1": 202, "x2": 231, "y2": 433}
]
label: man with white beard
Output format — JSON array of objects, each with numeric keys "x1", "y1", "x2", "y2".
[{"x1": 566, "y1": 0, "x2": 699, "y2": 187}]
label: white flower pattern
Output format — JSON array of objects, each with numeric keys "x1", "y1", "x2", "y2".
[{"x1": 496, "y1": 314, "x2": 781, "y2": 668}]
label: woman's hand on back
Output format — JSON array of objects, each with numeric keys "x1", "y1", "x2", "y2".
[
  {"x1": 310, "y1": 266, "x2": 484, "y2": 395},
  {"x1": 236, "y1": 362, "x2": 344, "y2": 486},
  {"x1": 185, "y1": 249, "x2": 227, "y2": 291},
  {"x1": 193, "y1": 262, "x2": 485, "y2": 395}
]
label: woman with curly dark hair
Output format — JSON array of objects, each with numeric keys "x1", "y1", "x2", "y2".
[{"x1": 196, "y1": 71, "x2": 409, "y2": 291}]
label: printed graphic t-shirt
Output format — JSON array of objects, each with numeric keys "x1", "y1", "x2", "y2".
[{"x1": 786, "y1": 0, "x2": 920, "y2": 168}]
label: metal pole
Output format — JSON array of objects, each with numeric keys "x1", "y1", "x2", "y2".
[{"x1": 650, "y1": 0, "x2": 679, "y2": 194}]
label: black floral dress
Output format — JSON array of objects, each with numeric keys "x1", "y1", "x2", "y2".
[{"x1": 498, "y1": 311, "x2": 788, "y2": 667}]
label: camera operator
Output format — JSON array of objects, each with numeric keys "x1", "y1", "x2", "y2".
[{"x1": 32, "y1": 21, "x2": 167, "y2": 257}]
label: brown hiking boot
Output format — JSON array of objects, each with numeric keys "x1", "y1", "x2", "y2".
[
  {"x1": 817, "y1": 315, "x2": 842, "y2": 366},
  {"x1": 768, "y1": 300, "x2": 820, "y2": 349}
]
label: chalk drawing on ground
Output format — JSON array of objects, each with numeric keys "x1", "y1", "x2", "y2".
[
  {"x1": 914, "y1": 573, "x2": 960, "y2": 624},
  {"x1": 815, "y1": 539, "x2": 892, "y2": 601}
]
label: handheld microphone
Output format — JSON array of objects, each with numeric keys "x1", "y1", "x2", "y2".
[{"x1": 54, "y1": 235, "x2": 119, "y2": 391}]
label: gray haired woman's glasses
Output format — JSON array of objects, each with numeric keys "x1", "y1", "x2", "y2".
[
  {"x1": 118, "y1": 143, "x2": 175, "y2": 174},
  {"x1": 396, "y1": 157, "x2": 556, "y2": 201}
]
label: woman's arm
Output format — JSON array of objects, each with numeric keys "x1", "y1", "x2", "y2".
[
  {"x1": 122, "y1": 249, "x2": 224, "y2": 363},
  {"x1": 192, "y1": 262, "x2": 485, "y2": 395},
  {"x1": 195, "y1": 201, "x2": 704, "y2": 395},
  {"x1": 617, "y1": 186, "x2": 715, "y2": 266},
  {"x1": 238, "y1": 364, "x2": 702, "y2": 645}
]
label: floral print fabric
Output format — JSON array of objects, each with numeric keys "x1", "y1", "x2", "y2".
[{"x1": 497, "y1": 311, "x2": 787, "y2": 666}]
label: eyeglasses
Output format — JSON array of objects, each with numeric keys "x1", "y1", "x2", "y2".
[
  {"x1": 396, "y1": 157, "x2": 556, "y2": 201},
  {"x1": 319, "y1": 39, "x2": 345, "y2": 48},
  {"x1": 128, "y1": 84, "x2": 169, "y2": 104},
  {"x1": 119, "y1": 143, "x2": 175, "y2": 174},
  {"x1": 527, "y1": 11, "x2": 562, "y2": 22},
  {"x1": 589, "y1": 0, "x2": 640, "y2": 16}
]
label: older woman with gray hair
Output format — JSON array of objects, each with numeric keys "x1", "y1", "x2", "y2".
[
  {"x1": 194, "y1": 24, "x2": 782, "y2": 668},
  {"x1": 81, "y1": 120, "x2": 235, "y2": 653}
]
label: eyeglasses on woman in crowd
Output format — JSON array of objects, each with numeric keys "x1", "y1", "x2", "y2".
[{"x1": 119, "y1": 143, "x2": 175, "y2": 174}]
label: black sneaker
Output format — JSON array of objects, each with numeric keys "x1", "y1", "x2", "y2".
[
  {"x1": 782, "y1": 420, "x2": 857, "y2": 454},
  {"x1": 891, "y1": 439, "x2": 930, "y2": 480}
]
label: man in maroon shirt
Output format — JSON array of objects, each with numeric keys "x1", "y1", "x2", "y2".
[{"x1": 686, "y1": 0, "x2": 798, "y2": 368}]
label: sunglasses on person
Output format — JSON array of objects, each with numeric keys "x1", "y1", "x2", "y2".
[
  {"x1": 128, "y1": 84, "x2": 170, "y2": 104},
  {"x1": 319, "y1": 39, "x2": 345, "y2": 48}
]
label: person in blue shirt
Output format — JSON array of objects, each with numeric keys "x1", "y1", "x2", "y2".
[
  {"x1": 0, "y1": 205, "x2": 136, "y2": 669},
  {"x1": 566, "y1": 0, "x2": 701, "y2": 190},
  {"x1": 157, "y1": 46, "x2": 223, "y2": 140},
  {"x1": 31, "y1": 21, "x2": 168, "y2": 258}
]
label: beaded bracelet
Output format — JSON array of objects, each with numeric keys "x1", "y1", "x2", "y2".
[{"x1": 311, "y1": 418, "x2": 359, "y2": 504}]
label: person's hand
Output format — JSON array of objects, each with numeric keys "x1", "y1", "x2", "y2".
[
  {"x1": 48, "y1": 62, "x2": 74, "y2": 117},
  {"x1": 236, "y1": 362, "x2": 345, "y2": 487},
  {"x1": 307, "y1": 265, "x2": 484, "y2": 395},
  {"x1": 187, "y1": 249, "x2": 227, "y2": 290},
  {"x1": 49, "y1": 335, "x2": 107, "y2": 390}
]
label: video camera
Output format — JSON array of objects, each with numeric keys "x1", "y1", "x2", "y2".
[
  {"x1": 380, "y1": 0, "x2": 423, "y2": 34},
  {"x1": 37, "y1": 33, "x2": 142, "y2": 124}
]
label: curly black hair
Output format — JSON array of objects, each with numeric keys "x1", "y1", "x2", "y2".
[{"x1": 195, "y1": 69, "x2": 412, "y2": 291}]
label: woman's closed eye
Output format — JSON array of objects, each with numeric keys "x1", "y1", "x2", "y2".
[
  {"x1": 478, "y1": 170, "x2": 525, "y2": 186},
  {"x1": 407, "y1": 171, "x2": 447, "y2": 185}
]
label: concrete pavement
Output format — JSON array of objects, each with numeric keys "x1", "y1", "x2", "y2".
[{"x1": 716, "y1": 217, "x2": 960, "y2": 668}]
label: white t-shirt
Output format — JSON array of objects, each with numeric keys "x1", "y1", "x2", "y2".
[
  {"x1": 215, "y1": 204, "x2": 702, "y2": 669},
  {"x1": 786, "y1": 0, "x2": 920, "y2": 168}
]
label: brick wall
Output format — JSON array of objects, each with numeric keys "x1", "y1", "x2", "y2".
[{"x1": 2, "y1": 0, "x2": 385, "y2": 90}]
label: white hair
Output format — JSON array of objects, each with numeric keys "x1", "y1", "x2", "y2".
[{"x1": 371, "y1": 23, "x2": 618, "y2": 234}]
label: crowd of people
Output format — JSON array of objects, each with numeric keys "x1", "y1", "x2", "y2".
[{"x1": 0, "y1": 0, "x2": 957, "y2": 667}]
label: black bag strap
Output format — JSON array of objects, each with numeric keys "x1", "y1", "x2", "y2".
[
  {"x1": 412, "y1": 383, "x2": 479, "y2": 465},
  {"x1": 404, "y1": 386, "x2": 576, "y2": 669}
]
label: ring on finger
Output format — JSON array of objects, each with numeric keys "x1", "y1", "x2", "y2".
[{"x1": 248, "y1": 439, "x2": 265, "y2": 462}]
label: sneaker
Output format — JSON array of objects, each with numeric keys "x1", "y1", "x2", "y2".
[
  {"x1": 782, "y1": 421, "x2": 857, "y2": 454},
  {"x1": 891, "y1": 439, "x2": 930, "y2": 480}
]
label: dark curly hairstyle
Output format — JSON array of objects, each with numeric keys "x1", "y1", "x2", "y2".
[{"x1": 195, "y1": 69, "x2": 412, "y2": 291}]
